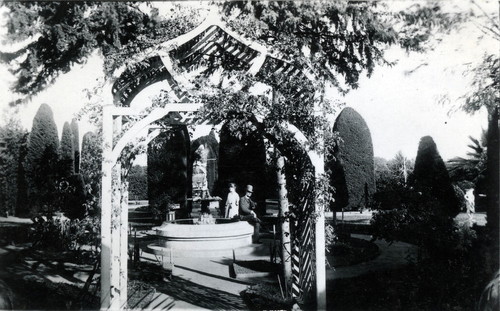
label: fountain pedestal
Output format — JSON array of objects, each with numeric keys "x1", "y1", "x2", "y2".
[{"x1": 149, "y1": 219, "x2": 254, "y2": 257}]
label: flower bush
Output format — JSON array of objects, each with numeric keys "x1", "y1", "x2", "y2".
[{"x1": 30, "y1": 215, "x2": 100, "y2": 255}]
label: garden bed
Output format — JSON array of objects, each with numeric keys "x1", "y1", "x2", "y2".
[
  {"x1": 240, "y1": 283, "x2": 296, "y2": 310},
  {"x1": 327, "y1": 237, "x2": 380, "y2": 267}
]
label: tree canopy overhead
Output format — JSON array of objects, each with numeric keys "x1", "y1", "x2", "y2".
[
  {"x1": 219, "y1": 1, "x2": 466, "y2": 93},
  {"x1": 0, "y1": 1, "x2": 206, "y2": 105},
  {"x1": 0, "y1": 1, "x2": 469, "y2": 106}
]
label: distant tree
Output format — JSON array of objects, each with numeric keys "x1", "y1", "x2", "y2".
[
  {"x1": 329, "y1": 107, "x2": 375, "y2": 211},
  {"x1": 447, "y1": 131, "x2": 487, "y2": 186},
  {"x1": 387, "y1": 151, "x2": 415, "y2": 187},
  {"x1": 412, "y1": 136, "x2": 459, "y2": 217},
  {"x1": 447, "y1": 131, "x2": 488, "y2": 213},
  {"x1": 59, "y1": 121, "x2": 75, "y2": 178},
  {"x1": 26, "y1": 103, "x2": 59, "y2": 214},
  {"x1": 374, "y1": 157, "x2": 390, "y2": 187},
  {"x1": 0, "y1": 117, "x2": 28, "y2": 216},
  {"x1": 71, "y1": 119, "x2": 80, "y2": 173},
  {"x1": 373, "y1": 152, "x2": 415, "y2": 210}
]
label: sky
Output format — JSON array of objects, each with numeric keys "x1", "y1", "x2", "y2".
[{"x1": 0, "y1": 1, "x2": 497, "y2": 163}]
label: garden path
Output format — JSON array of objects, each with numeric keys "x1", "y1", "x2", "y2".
[
  {"x1": 328, "y1": 211, "x2": 487, "y2": 226},
  {"x1": 327, "y1": 234, "x2": 418, "y2": 280}
]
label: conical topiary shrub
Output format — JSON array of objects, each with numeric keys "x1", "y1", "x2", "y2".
[
  {"x1": 412, "y1": 136, "x2": 460, "y2": 217},
  {"x1": 71, "y1": 119, "x2": 80, "y2": 174},
  {"x1": 26, "y1": 103, "x2": 59, "y2": 214},
  {"x1": 328, "y1": 107, "x2": 375, "y2": 211},
  {"x1": 60, "y1": 121, "x2": 75, "y2": 178}
]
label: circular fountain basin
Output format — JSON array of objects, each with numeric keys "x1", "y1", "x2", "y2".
[{"x1": 148, "y1": 218, "x2": 254, "y2": 257}]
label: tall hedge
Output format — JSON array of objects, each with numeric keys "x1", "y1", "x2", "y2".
[
  {"x1": 26, "y1": 103, "x2": 59, "y2": 213},
  {"x1": 329, "y1": 107, "x2": 375, "y2": 211},
  {"x1": 71, "y1": 119, "x2": 80, "y2": 174},
  {"x1": 412, "y1": 136, "x2": 459, "y2": 217},
  {"x1": 60, "y1": 121, "x2": 75, "y2": 178},
  {"x1": 148, "y1": 125, "x2": 190, "y2": 213}
]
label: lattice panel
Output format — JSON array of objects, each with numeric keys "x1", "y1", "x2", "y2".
[{"x1": 291, "y1": 181, "x2": 316, "y2": 302}]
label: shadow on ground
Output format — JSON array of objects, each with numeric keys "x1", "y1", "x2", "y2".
[
  {"x1": 154, "y1": 276, "x2": 247, "y2": 310},
  {"x1": 130, "y1": 260, "x2": 248, "y2": 310}
]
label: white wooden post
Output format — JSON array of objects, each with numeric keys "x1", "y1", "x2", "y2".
[
  {"x1": 101, "y1": 106, "x2": 113, "y2": 309},
  {"x1": 110, "y1": 163, "x2": 122, "y2": 310},
  {"x1": 312, "y1": 100, "x2": 327, "y2": 309},
  {"x1": 314, "y1": 155, "x2": 327, "y2": 309},
  {"x1": 277, "y1": 155, "x2": 292, "y2": 287},
  {"x1": 119, "y1": 180, "x2": 129, "y2": 309}
]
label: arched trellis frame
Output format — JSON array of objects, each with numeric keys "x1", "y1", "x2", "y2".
[
  {"x1": 101, "y1": 12, "x2": 327, "y2": 310},
  {"x1": 100, "y1": 108, "x2": 326, "y2": 310},
  {"x1": 100, "y1": 104, "x2": 202, "y2": 310}
]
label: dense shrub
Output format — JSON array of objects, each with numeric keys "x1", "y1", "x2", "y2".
[
  {"x1": 371, "y1": 190, "x2": 475, "y2": 261},
  {"x1": 60, "y1": 174, "x2": 87, "y2": 219},
  {"x1": 59, "y1": 121, "x2": 75, "y2": 178},
  {"x1": 412, "y1": 136, "x2": 460, "y2": 217},
  {"x1": 328, "y1": 107, "x2": 375, "y2": 211},
  {"x1": 30, "y1": 215, "x2": 100, "y2": 253}
]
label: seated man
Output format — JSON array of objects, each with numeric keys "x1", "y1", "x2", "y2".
[{"x1": 239, "y1": 185, "x2": 262, "y2": 243}]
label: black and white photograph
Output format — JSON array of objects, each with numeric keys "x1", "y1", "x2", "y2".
[{"x1": 0, "y1": 1, "x2": 498, "y2": 310}]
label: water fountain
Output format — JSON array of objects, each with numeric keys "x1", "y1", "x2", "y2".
[{"x1": 148, "y1": 215, "x2": 255, "y2": 258}]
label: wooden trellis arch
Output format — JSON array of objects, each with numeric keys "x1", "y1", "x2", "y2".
[{"x1": 100, "y1": 12, "x2": 327, "y2": 310}]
